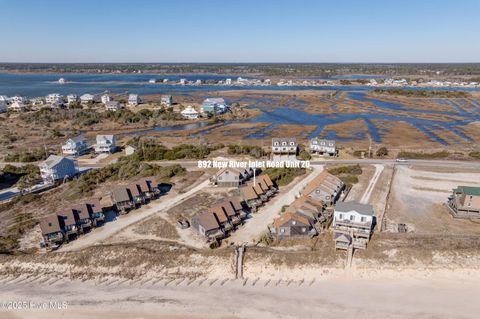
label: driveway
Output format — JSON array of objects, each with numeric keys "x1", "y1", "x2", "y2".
[
  {"x1": 229, "y1": 165, "x2": 324, "y2": 245},
  {"x1": 58, "y1": 179, "x2": 210, "y2": 252}
]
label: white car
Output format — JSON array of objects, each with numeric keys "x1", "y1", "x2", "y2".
[{"x1": 395, "y1": 158, "x2": 408, "y2": 162}]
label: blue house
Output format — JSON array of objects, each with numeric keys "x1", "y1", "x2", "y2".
[{"x1": 201, "y1": 98, "x2": 228, "y2": 114}]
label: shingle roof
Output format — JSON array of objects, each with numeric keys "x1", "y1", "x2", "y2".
[
  {"x1": 273, "y1": 212, "x2": 311, "y2": 228},
  {"x1": 209, "y1": 206, "x2": 228, "y2": 223},
  {"x1": 39, "y1": 214, "x2": 61, "y2": 235},
  {"x1": 335, "y1": 202, "x2": 374, "y2": 216},
  {"x1": 302, "y1": 171, "x2": 343, "y2": 196},
  {"x1": 229, "y1": 196, "x2": 243, "y2": 211},
  {"x1": 87, "y1": 198, "x2": 103, "y2": 214},
  {"x1": 259, "y1": 174, "x2": 274, "y2": 187},
  {"x1": 195, "y1": 211, "x2": 220, "y2": 231},
  {"x1": 42, "y1": 155, "x2": 70, "y2": 169},
  {"x1": 136, "y1": 178, "x2": 152, "y2": 193},
  {"x1": 111, "y1": 187, "x2": 131, "y2": 203},
  {"x1": 240, "y1": 185, "x2": 259, "y2": 200},
  {"x1": 57, "y1": 208, "x2": 76, "y2": 226},
  {"x1": 128, "y1": 184, "x2": 141, "y2": 197},
  {"x1": 72, "y1": 203, "x2": 90, "y2": 220}
]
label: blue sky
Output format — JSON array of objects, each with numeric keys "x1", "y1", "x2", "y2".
[{"x1": 0, "y1": 0, "x2": 479, "y2": 63}]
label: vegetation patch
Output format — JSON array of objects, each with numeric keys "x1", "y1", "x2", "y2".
[
  {"x1": 262, "y1": 168, "x2": 306, "y2": 186},
  {"x1": 372, "y1": 89, "x2": 470, "y2": 98},
  {"x1": 227, "y1": 144, "x2": 266, "y2": 158},
  {"x1": 328, "y1": 164, "x2": 363, "y2": 188},
  {"x1": 397, "y1": 150, "x2": 449, "y2": 159}
]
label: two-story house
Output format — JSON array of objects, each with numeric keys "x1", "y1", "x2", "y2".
[
  {"x1": 161, "y1": 95, "x2": 172, "y2": 106},
  {"x1": 62, "y1": 136, "x2": 89, "y2": 156},
  {"x1": 128, "y1": 94, "x2": 140, "y2": 106},
  {"x1": 309, "y1": 138, "x2": 337, "y2": 156},
  {"x1": 271, "y1": 138, "x2": 298, "y2": 161},
  {"x1": 94, "y1": 135, "x2": 116, "y2": 153},
  {"x1": 301, "y1": 171, "x2": 344, "y2": 206},
  {"x1": 105, "y1": 101, "x2": 121, "y2": 112},
  {"x1": 39, "y1": 155, "x2": 78, "y2": 183},
  {"x1": 200, "y1": 97, "x2": 228, "y2": 114},
  {"x1": 332, "y1": 202, "x2": 374, "y2": 250},
  {"x1": 448, "y1": 186, "x2": 480, "y2": 218}
]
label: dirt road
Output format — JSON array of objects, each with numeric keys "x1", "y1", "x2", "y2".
[
  {"x1": 228, "y1": 165, "x2": 324, "y2": 245},
  {"x1": 59, "y1": 179, "x2": 210, "y2": 252},
  {"x1": 360, "y1": 164, "x2": 384, "y2": 204}
]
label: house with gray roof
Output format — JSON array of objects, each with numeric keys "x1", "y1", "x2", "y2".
[
  {"x1": 39, "y1": 155, "x2": 78, "y2": 183},
  {"x1": 111, "y1": 187, "x2": 134, "y2": 213},
  {"x1": 201, "y1": 97, "x2": 228, "y2": 114},
  {"x1": 161, "y1": 95, "x2": 172, "y2": 106},
  {"x1": 309, "y1": 138, "x2": 337, "y2": 156},
  {"x1": 95, "y1": 135, "x2": 116, "y2": 153},
  {"x1": 191, "y1": 211, "x2": 224, "y2": 240},
  {"x1": 332, "y1": 202, "x2": 374, "y2": 250},
  {"x1": 62, "y1": 136, "x2": 89, "y2": 156},
  {"x1": 39, "y1": 214, "x2": 65, "y2": 248}
]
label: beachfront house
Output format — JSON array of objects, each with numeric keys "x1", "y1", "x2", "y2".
[
  {"x1": 105, "y1": 101, "x2": 121, "y2": 112},
  {"x1": 101, "y1": 94, "x2": 111, "y2": 104},
  {"x1": 201, "y1": 97, "x2": 228, "y2": 114},
  {"x1": 111, "y1": 187, "x2": 134, "y2": 213},
  {"x1": 128, "y1": 183, "x2": 144, "y2": 206},
  {"x1": 301, "y1": 171, "x2": 344, "y2": 206},
  {"x1": 191, "y1": 211, "x2": 224, "y2": 240},
  {"x1": 56, "y1": 208, "x2": 79, "y2": 240},
  {"x1": 332, "y1": 202, "x2": 374, "y2": 250},
  {"x1": 39, "y1": 155, "x2": 78, "y2": 184},
  {"x1": 271, "y1": 211, "x2": 316, "y2": 238},
  {"x1": 71, "y1": 203, "x2": 93, "y2": 233},
  {"x1": 448, "y1": 186, "x2": 480, "y2": 218},
  {"x1": 62, "y1": 136, "x2": 89, "y2": 156},
  {"x1": 8, "y1": 101, "x2": 26, "y2": 112},
  {"x1": 181, "y1": 105, "x2": 199, "y2": 119},
  {"x1": 161, "y1": 95, "x2": 172, "y2": 106},
  {"x1": 136, "y1": 178, "x2": 155, "y2": 200},
  {"x1": 309, "y1": 138, "x2": 337, "y2": 156},
  {"x1": 128, "y1": 94, "x2": 140, "y2": 106},
  {"x1": 94, "y1": 135, "x2": 116, "y2": 153},
  {"x1": 39, "y1": 214, "x2": 65, "y2": 248},
  {"x1": 271, "y1": 138, "x2": 298, "y2": 161},
  {"x1": 80, "y1": 94, "x2": 95, "y2": 104}
]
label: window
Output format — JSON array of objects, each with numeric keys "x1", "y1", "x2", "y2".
[
  {"x1": 290, "y1": 142, "x2": 295, "y2": 146},
  {"x1": 48, "y1": 222, "x2": 52, "y2": 227},
  {"x1": 302, "y1": 227, "x2": 306, "y2": 232},
  {"x1": 361, "y1": 217, "x2": 366, "y2": 222},
  {"x1": 280, "y1": 228, "x2": 285, "y2": 233},
  {"x1": 292, "y1": 220, "x2": 296, "y2": 225},
  {"x1": 350, "y1": 215, "x2": 355, "y2": 221},
  {"x1": 339, "y1": 214, "x2": 343, "y2": 220}
]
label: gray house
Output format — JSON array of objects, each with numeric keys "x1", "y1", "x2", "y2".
[
  {"x1": 95, "y1": 135, "x2": 116, "y2": 153},
  {"x1": 62, "y1": 136, "x2": 89, "y2": 156},
  {"x1": 271, "y1": 138, "x2": 297, "y2": 161},
  {"x1": 111, "y1": 187, "x2": 134, "y2": 213},
  {"x1": 191, "y1": 211, "x2": 224, "y2": 240},
  {"x1": 39, "y1": 155, "x2": 78, "y2": 184},
  {"x1": 161, "y1": 95, "x2": 173, "y2": 106},
  {"x1": 39, "y1": 214, "x2": 64, "y2": 248},
  {"x1": 272, "y1": 211, "x2": 315, "y2": 238},
  {"x1": 211, "y1": 168, "x2": 249, "y2": 187},
  {"x1": 302, "y1": 171, "x2": 344, "y2": 206},
  {"x1": 56, "y1": 208, "x2": 79, "y2": 241},
  {"x1": 309, "y1": 138, "x2": 337, "y2": 156},
  {"x1": 333, "y1": 202, "x2": 374, "y2": 250}
]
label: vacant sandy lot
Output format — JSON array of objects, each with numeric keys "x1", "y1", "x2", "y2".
[{"x1": 386, "y1": 165, "x2": 480, "y2": 234}]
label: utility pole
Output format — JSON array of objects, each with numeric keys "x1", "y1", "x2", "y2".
[{"x1": 368, "y1": 136, "x2": 372, "y2": 159}]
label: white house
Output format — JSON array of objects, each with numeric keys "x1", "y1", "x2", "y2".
[
  {"x1": 201, "y1": 97, "x2": 228, "y2": 114},
  {"x1": 8, "y1": 101, "x2": 26, "y2": 112},
  {"x1": 58, "y1": 78, "x2": 66, "y2": 84},
  {"x1": 309, "y1": 138, "x2": 336, "y2": 156},
  {"x1": 39, "y1": 155, "x2": 78, "y2": 183},
  {"x1": 30, "y1": 97, "x2": 45, "y2": 107},
  {"x1": 0, "y1": 95, "x2": 8, "y2": 102},
  {"x1": 181, "y1": 106, "x2": 199, "y2": 120},
  {"x1": 333, "y1": 202, "x2": 374, "y2": 250},
  {"x1": 10, "y1": 96, "x2": 26, "y2": 103},
  {"x1": 101, "y1": 94, "x2": 111, "y2": 104},
  {"x1": 95, "y1": 135, "x2": 116, "y2": 153},
  {"x1": 62, "y1": 136, "x2": 89, "y2": 156},
  {"x1": 225, "y1": 78, "x2": 232, "y2": 85},
  {"x1": 80, "y1": 94, "x2": 95, "y2": 104},
  {"x1": 161, "y1": 95, "x2": 172, "y2": 106},
  {"x1": 46, "y1": 93, "x2": 63, "y2": 105},
  {"x1": 67, "y1": 94, "x2": 79, "y2": 105},
  {"x1": 128, "y1": 94, "x2": 140, "y2": 106},
  {"x1": 105, "y1": 101, "x2": 121, "y2": 112},
  {"x1": 179, "y1": 78, "x2": 187, "y2": 85}
]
